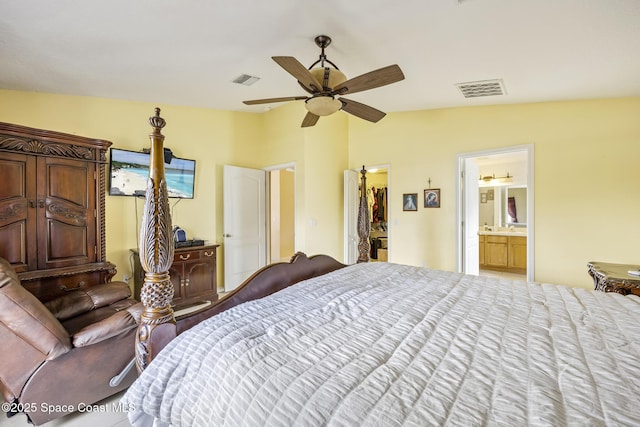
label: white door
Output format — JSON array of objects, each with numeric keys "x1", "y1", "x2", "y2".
[
  {"x1": 343, "y1": 170, "x2": 359, "y2": 264},
  {"x1": 223, "y1": 165, "x2": 266, "y2": 291},
  {"x1": 463, "y1": 159, "x2": 480, "y2": 275}
]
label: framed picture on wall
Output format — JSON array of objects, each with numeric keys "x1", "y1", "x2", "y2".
[
  {"x1": 403, "y1": 193, "x2": 418, "y2": 211},
  {"x1": 424, "y1": 188, "x2": 441, "y2": 208},
  {"x1": 481, "y1": 192, "x2": 487, "y2": 203},
  {"x1": 487, "y1": 189, "x2": 494, "y2": 201}
]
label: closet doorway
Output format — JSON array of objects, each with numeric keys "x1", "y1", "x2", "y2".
[{"x1": 344, "y1": 165, "x2": 390, "y2": 264}]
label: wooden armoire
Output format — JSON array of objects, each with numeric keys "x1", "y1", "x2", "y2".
[{"x1": 0, "y1": 122, "x2": 115, "y2": 302}]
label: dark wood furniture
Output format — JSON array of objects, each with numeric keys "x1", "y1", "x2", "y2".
[
  {"x1": 588, "y1": 261, "x2": 640, "y2": 296},
  {"x1": 0, "y1": 123, "x2": 143, "y2": 425},
  {"x1": 131, "y1": 244, "x2": 219, "y2": 309},
  {"x1": 0, "y1": 121, "x2": 114, "y2": 302}
]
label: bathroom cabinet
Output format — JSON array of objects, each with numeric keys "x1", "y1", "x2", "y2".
[{"x1": 479, "y1": 232, "x2": 526, "y2": 273}]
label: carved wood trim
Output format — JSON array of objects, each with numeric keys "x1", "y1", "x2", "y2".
[
  {"x1": 135, "y1": 109, "x2": 177, "y2": 373},
  {"x1": 98, "y1": 162, "x2": 107, "y2": 262},
  {"x1": 0, "y1": 122, "x2": 111, "y2": 163},
  {"x1": 0, "y1": 200, "x2": 27, "y2": 223},
  {"x1": 0, "y1": 136, "x2": 95, "y2": 160},
  {"x1": 357, "y1": 166, "x2": 371, "y2": 263}
]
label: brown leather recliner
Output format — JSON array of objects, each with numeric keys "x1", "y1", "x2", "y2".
[{"x1": 0, "y1": 257, "x2": 142, "y2": 425}]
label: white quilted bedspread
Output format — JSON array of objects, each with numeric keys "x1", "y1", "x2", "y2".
[{"x1": 123, "y1": 262, "x2": 640, "y2": 427}]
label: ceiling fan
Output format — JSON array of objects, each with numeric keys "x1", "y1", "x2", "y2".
[{"x1": 243, "y1": 35, "x2": 405, "y2": 127}]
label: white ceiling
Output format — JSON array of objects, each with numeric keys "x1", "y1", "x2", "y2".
[{"x1": 1, "y1": 0, "x2": 639, "y2": 116}]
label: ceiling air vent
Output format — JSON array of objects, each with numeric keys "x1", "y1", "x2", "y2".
[
  {"x1": 232, "y1": 74, "x2": 260, "y2": 86},
  {"x1": 455, "y1": 79, "x2": 506, "y2": 98}
]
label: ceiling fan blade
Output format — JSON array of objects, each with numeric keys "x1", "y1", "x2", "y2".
[
  {"x1": 272, "y1": 56, "x2": 323, "y2": 93},
  {"x1": 333, "y1": 64, "x2": 405, "y2": 95},
  {"x1": 339, "y1": 98, "x2": 386, "y2": 123},
  {"x1": 301, "y1": 112, "x2": 320, "y2": 127},
  {"x1": 243, "y1": 96, "x2": 307, "y2": 105}
]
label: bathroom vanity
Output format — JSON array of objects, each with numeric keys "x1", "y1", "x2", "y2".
[{"x1": 479, "y1": 229, "x2": 527, "y2": 273}]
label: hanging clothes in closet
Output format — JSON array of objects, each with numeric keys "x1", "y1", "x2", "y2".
[
  {"x1": 367, "y1": 186, "x2": 388, "y2": 225},
  {"x1": 376, "y1": 187, "x2": 387, "y2": 223},
  {"x1": 371, "y1": 187, "x2": 379, "y2": 224},
  {"x1": 369, "y1": 186, "x2": 388, "y2": 260}
]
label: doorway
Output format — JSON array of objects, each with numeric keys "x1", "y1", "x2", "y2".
[
  {"x1": 268, "y1": 167, "x2": 295, "y2": 263},
  {"x1": 222, "y1": 163, "x2": 295, "y2": 292},
  {"x1": 456, "y1": 145, "x2": 534, "y2": 281},
  {"x1": 344, "y1": 165, "x2": 390, "y2": 264}
]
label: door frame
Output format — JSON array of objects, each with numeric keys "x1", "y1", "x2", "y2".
[{"x1": 456, "y1": 145, "x2": 535, "y2": 281}]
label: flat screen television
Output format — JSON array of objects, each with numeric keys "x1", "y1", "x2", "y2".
[{"x1": 109, "y1": 148, "x2": 196, "y2": 199}]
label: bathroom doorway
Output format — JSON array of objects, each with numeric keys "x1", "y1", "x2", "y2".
[{"x1": 456, "y1": 146, "x2": 534, "y2": 281}]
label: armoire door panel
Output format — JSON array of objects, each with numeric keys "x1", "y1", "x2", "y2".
[
  {"x1": 0, "y1": 152, "x2": 37, "y2": 271},
  {"x1": 46, "y1": 221, "x2": 89, "y2": 264},
  {"x1": 45, "y1": 162, "x2": 90, "y2": 207},
  {"x1": 0, "y1": 221, "x2": 28, "y2": 269},
  {"x1": 0, "y1": 155, "x2": 32, "y2": 199},
  {"x1": 38, "y1": 157, "x2": 96, "y2": 269}
]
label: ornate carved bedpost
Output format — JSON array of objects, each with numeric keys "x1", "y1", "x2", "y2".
[
  {"x1": 135, "y1": 108, "x2": 176, "y2": 373},
  {"x1": 357, "y1": 165, "x2": 370, "y2": 263}
]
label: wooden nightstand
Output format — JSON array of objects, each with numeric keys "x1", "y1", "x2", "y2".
[
  {"x1": 131, "y1": 244, "x2": 219, "y2": 309},
  {"x1": 587, "y1": 261, "x2": 640, "y2": 296}
]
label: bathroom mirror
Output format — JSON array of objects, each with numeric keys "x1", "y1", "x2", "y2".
[
  {"x1": 478, "y1": 185, "x2": 528, "y2": 228},
  {"x1": 501, "y1": 186, "x2": 527, "y2": 226}
]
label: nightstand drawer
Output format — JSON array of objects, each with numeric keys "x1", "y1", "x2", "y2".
[{"x1": 174, "y1": 250, "x2": 201, "y2": 262}]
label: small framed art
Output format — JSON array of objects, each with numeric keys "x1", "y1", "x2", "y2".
[
  {"x1": 424, "y1": 188, "x2": 441, "y2": 208},
  {"x1": 403, "y1": 193, "x2": 418, "y2": 211}
]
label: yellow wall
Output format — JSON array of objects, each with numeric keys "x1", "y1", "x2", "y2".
[
  {"x1": 259, "y1": 102, "x2": 348, "y2": 257},
  {"x1": 3, "y1": 89, "x2": 639, "y2": 290},
  {"x1": 348, "y1": 98, "x2": 640, "y2": 288},
  {"x1": 302, "y1": 112, "x2": 349, "y2": 255}
]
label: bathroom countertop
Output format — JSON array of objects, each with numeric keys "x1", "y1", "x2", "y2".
[{"x1": 478, "y1": 230, "x2": 527, "y2": 236}]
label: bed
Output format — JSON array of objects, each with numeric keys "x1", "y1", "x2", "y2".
[
  {"x1": 126, "y1": 110, "x2": 640, "y2": 426},
  {"x1": 123, "y1": 259, "x2": 640, "y2": 426}
]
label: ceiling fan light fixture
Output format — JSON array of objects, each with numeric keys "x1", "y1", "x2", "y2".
[
  {"x1": 244, "y1": 35, "x2": 405, "y2": 127},
  {"x1": 305, "y1": 96, "x2": 342, "y2": 116}
]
